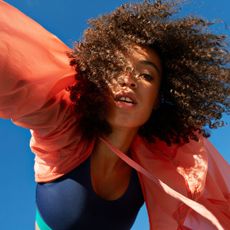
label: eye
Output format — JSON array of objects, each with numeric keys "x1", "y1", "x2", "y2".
[{"x1": 139, "y1": 73, "x2": 154, "y2": 82}]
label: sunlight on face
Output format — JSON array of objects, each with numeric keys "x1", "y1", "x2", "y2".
[{"x1": 107, "y1": 45, "x2": 162, "y2": 130}]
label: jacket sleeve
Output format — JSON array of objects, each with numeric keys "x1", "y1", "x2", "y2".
[
  {"x1": 184, "y1": 138, "x2": 230, "y2": 229},
  {"x1": 0, "y1": 1, "x2": 76, "y2": 132},
  {"x1": 132, "y1": 135, "x2": 229, "y2": 230}
]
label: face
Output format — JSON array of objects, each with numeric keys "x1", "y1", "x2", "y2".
[{"x1": 107, "y1": 45, "x2": 162, "y2": 130}]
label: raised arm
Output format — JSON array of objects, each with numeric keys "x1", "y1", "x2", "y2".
[{"x1": 0, "y1": 1, "x2": 76, "y2": 130}]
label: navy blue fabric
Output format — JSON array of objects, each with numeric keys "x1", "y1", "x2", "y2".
[{"x1": 36, "y1": 156, "x2": 144, "y2": 230}]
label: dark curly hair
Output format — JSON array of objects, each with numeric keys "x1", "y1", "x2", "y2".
[{"x1": 68, "y1": 0, "x2": 230, "y2": 145}]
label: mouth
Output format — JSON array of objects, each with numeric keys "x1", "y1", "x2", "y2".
[{"x1": 113, "y1": 92, "x2": 137, "y2": 107}]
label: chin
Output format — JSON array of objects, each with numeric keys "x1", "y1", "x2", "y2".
[
  {"x1": 108, "y1": 118, "x2": 146, "y2": 130},
  {"x1": 107, "y1": 110, "x2": 150, "y2": 130}
]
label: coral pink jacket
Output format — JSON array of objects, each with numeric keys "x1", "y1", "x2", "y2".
[{"x1": 0, "y1": 1, "x2": 229, "y2": 229}]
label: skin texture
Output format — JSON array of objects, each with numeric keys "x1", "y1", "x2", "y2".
[
  {"x1": 90, "y1": 45, "x2": 162, "y2": 200},
  {"x1": 70, "y1": 0, "x2": 230, "y2": 144},
  {"x1": 107, "y1": 45, "x2": 162, "y2": 129}
]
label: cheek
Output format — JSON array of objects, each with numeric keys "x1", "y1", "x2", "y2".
[
  {"x1": 140, "y1": 88, "x2": 160, "y2": 122},
  {"x1": 142, "y1": 86, "x2": 160, "y2": 111}
]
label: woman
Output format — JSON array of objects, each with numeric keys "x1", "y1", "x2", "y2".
[{"x1": 0, "y1": 0, "x2": 229, "y2": 229}]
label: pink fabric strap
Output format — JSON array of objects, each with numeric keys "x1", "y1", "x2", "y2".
[{"x1": 100, "y1": 137, "x2": 223, "y2": 230}]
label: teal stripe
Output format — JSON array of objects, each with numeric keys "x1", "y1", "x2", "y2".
[{"x1": 36, "y1": 209, "x2": 52, "y2": 230}]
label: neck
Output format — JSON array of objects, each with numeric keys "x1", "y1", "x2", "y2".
[
  {"x1": 104, "y1": 127, "x2": 138, "y2": 153},
  {"x1": 92, "y1": 127, "x2": 138, "y2": 170}
]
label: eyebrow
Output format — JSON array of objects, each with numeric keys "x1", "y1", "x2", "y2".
[{"x1": 139, "y1": 60, "x2": 161, "y2": 76}]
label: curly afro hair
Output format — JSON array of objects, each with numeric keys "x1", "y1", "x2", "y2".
[{"x1": 68, "y1": 0, "x2": 230, "y2": 145}]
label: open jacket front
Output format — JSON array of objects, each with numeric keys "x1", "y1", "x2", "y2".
[{"x1": 0, "y1": 1, "x2": 229, "y2": 229}]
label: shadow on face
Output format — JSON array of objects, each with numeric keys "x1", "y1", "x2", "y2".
[{"x1": 106, "y1": 44, "x2": 162, "y2": 130}]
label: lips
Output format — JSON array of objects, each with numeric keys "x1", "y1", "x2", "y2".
[
  {"x1": 114, "y1": 92, "x2": 137, "y2": 105},
  {"x1": 116, "y1": 96, "x2": 134, "y2": 104}
]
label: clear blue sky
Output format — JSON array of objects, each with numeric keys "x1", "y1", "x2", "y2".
[{"x1": 0, "y1": 0, "x2": 229, "y2": 229}]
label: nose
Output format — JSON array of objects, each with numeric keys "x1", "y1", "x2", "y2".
[{"x1": 118, "y1": 72, "x2": 137, "y2": 89}]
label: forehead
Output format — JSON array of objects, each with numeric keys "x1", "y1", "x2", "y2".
[{"x1": 125, "y1": 45, "x2": 162, "y2": 74}]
